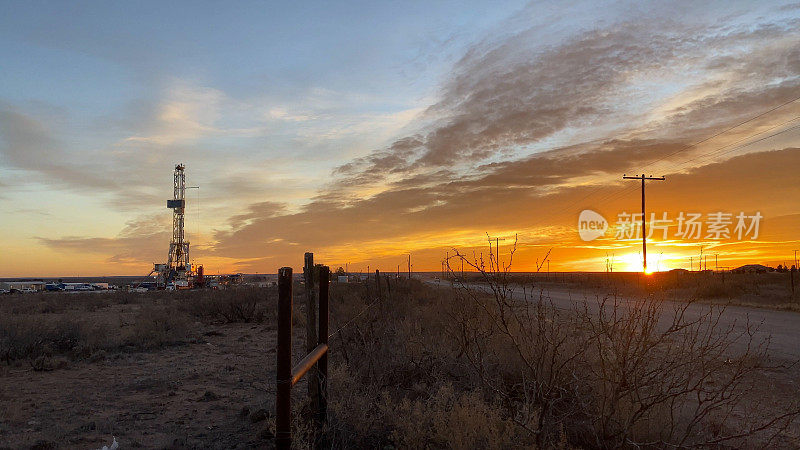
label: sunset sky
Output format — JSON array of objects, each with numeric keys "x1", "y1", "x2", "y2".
[{"x1": 1, "y1": 0, "x2": 799, "y2": 276}]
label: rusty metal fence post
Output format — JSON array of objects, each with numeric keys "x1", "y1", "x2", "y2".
[
  {"x1": 275, "y1": 262, "x2": 330, "y2": 450},
  {"x1": 276, "y1": 267, "x2": 293, "y2": 450}
]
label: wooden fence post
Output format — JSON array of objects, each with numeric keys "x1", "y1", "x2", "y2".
[
  {"x1": 375, "y1": 269, "x2": 381, "y2": 301},
  {"x1": 276, "y1": 258, "x2": 331, "y2": 448},
  {"x1": 304, "y1": 253, "x2": 319, "y2": 414},
  {"x1": 276, "y1": 267, "x2": 293, "y2": 450},
  {"x1": 317, "y1": 266, "x2": 330, "y2": 425}
]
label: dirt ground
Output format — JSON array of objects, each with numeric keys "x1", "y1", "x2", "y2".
[
  {"x1": 3, "y1": 280, "x2": 800, "y2": 448},
  {"x1": 0, "y1": 321, "x2": 285, "y2": 449}
]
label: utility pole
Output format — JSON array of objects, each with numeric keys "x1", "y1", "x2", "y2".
[
  {"x1": 699, "y1": 246, "x2": 704, "y2": 272},
  {"x1": 407, "y1": 254, "x2": 412, "y2": 280},
  {"x1": 623, "y1": 174, "x2": 666, "y2": 273}
]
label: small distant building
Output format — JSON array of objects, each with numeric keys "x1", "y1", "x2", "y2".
[
  {"x1": 0, "y1": 281, "x2": 46, "y2": 292},
  {"x1": 61, "y1": 282, "x2": 94, "y2": 291}
]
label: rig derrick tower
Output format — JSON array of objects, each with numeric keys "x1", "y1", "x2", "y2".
[{"x1": 165, "y1": 163, "x2": 191, "y2": 285}]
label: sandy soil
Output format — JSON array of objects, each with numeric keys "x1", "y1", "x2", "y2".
[{"x1": 0, "y1": 322, "x2": 287, "y2": 449}]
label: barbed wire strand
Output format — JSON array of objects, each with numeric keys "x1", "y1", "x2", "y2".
[{"x1": 327, "y1": 295, "x2": 381, "y2": 340}]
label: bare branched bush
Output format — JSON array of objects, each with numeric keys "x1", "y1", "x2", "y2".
[
  {"x1": 444, "y1": 235, "x2": 800, "y2": 448},
  {"x1": 319, "y1": 274, "x2": 538, "y2": 448}
]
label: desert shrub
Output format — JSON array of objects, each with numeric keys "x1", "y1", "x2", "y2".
[
  {"x1": 0, "y1": 291, "x2": 145, "y2": 316},
  {"x1": 324, "y1": 363, "x2": 525, "y2": 449},
  {"x1": 179, "y1": 288, "x2": 273, "y2": 324},
  {"x1": 0, "y1": 314, "x2": 104, "y2": 363},
  {"x1": 316, "y1": 277, "x2": 536, "y2": 448},
  {"x1": 30, "y1": 355, "x2": 70, "y2": 371},
  {"x1": 126, "y1": 305, "x2": 192, "y2": 349},
  {"x1": 443, "y1": 237, "x2": 799, "y2": 448},
  {"x1": 0, "y1": 296, "x2": 199, "y2": 366},
  {"x1": 308, "y1": 237, "x2": 799, "y2": 448}
]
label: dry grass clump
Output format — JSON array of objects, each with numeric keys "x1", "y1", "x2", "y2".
[
  {"x1": 324, "y1": 364, "x2": 522, "y2": 449},
  {"x1": 0, "y1": 314, "x2": 103, "y2": 365}
]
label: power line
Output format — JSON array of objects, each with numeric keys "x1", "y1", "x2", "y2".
[
  {"x1": 557, "y1": 98, "x2": 800, "y2": 222},
  {"x1": 585, "y1": 122, "x2": 800, "y2": 219},
  {"x1": 662, "y1": 121, "x2": 800, "y2": 174},
  {"x1": 639, "y1": 95, "x2": 800, "y2": 171}
]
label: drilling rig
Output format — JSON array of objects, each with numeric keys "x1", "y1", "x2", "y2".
[{"x1": 155, "y1": 164, "x2": 192, "y2": 288}]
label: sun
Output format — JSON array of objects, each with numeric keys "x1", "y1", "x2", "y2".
[
  {"x1": 616, "y1": 251, "x2": 684, "y2": 273},
  {"x1": 618, "y1": 252, "x2": 645, "y2": 272}
]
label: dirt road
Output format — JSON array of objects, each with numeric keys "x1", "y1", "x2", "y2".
[{"x1": 426, "y1": 278, "x2": 800, "y2": 362}]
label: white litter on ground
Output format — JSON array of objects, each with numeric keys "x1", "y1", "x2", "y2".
[{"x1": 98, "y1": 436, "x2": 119, "y2": 450}]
